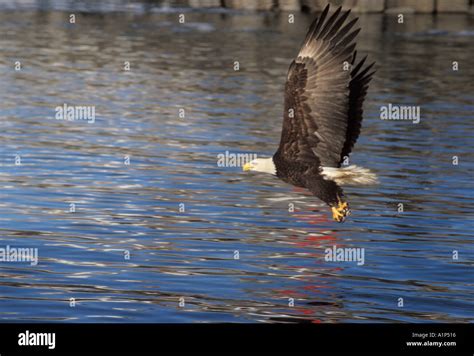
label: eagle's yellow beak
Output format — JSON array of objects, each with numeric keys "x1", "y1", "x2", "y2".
[{"x1": 243, "y1": 162, "x2": 251, "y2": 172}]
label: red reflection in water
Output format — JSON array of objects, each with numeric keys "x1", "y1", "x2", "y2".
[{"x1": 271, "y1": 197, "x2": 348, "y2": 322}]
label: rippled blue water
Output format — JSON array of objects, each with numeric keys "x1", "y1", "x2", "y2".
[{"x1": 0, "y1": 2, "x2": 473, "y2": 322}]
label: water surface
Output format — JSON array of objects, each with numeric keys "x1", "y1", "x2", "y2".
[{"x1": 0, "y1": 3, "x2": 473, "y2": 322}]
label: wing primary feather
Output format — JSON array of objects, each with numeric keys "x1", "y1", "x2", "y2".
[
  {"x1": 351, "y1": 54, "x2": 367, "y2": 76},
  {"x1": 365, "y1": 69, "x2": 376, "y2": 81},
  {"x1": 316, "y1": 6, "x2": 342, "y2": 41},
  {"x1": 303, "y1": 4, "x2": 330, "y2": 46},
  {"x1": 353, "y1": 61, "x2": 375, "y2": 81},
  {"x1": 331, "y1": 17, "x2": 358, "y2": 46},
  {"x1": 335, "y1": 27, "x2": 361, "y2": 49},
  {"x1": 323, "y1": 9, "x2": 351, "y2": 42},
  {"x1": 351, "y1": 50, "x2": 358, "y2": 65}
]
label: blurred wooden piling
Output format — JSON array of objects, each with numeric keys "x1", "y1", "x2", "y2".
[{"x1": 185, "y1": 0, "x2": 472, "y2": 13}]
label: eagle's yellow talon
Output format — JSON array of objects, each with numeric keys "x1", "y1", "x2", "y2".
[{"x1": 331, "y1": 200, "x2": 350, "y2": 223}]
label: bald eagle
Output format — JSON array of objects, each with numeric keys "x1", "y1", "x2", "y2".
[{"x1": 243, "y1": 4, "x2": 376, "y2": 223}]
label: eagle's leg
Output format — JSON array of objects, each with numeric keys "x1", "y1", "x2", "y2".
[
  {"x1": 331, "y1": 196, "x2": 350, "y2": 223},
  {"x1": 303, "y1": 175, "x2": 351, "y2": 223}
]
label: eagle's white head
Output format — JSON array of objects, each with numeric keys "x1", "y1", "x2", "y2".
[{"x1": 243, "y1": 157, "x2": 276, "y2": 175}]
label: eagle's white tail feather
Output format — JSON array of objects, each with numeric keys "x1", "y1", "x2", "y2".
[{"x1": 321, "y1": 165, "x2": 378, "y2": 185}]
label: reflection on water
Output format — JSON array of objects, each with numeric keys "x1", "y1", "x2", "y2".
[{"x1": 0, "y1": 3, "x2": 473, "y2": 322}]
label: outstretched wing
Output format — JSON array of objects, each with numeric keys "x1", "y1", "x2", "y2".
[
  {"x1": 339, "y1": 51, "x2": 375, "y2": 162},
  {"x1": 277, "y1": 4, "x2": 374, "y2": 169}
]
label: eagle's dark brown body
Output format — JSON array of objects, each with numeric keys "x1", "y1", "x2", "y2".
[{"x1": 273, "y1": 151, "x2": 343, "y2": 206}]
